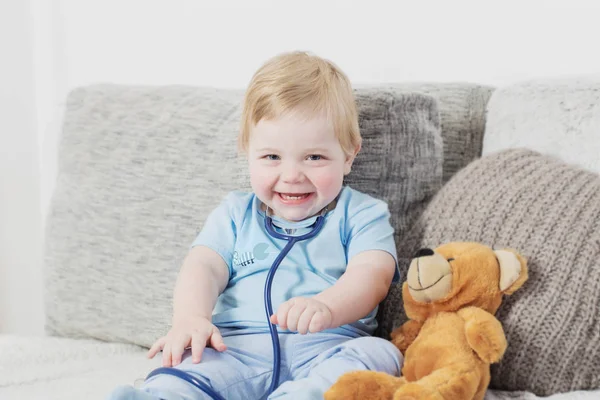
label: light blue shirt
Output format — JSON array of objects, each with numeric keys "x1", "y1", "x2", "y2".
[{"x1": 192, "y1": 186, "x2": 399, "y2": 337}]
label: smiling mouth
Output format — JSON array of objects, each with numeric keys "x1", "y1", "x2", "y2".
[{"x1": 408, "y1": 274, "x2": 449, "y2": 291}]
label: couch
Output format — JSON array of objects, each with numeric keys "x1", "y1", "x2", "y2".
[{"x1": 1, "y1": 78, "x2": 599, "y2": 400}]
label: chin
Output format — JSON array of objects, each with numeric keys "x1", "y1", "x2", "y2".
[{"x1": 277, "y1": 210, "x2": 311, "y2": 222}]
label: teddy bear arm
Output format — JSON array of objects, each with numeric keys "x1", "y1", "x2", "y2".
[
  {"x1": 390, "y1": 319, "x2": 423, "y2": 354},
  {"x1": 458, "y1": 307, "x2": 507, "y2": 364}
]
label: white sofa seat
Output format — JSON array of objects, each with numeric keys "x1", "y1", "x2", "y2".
[{"x1": 0, "y1": 334, "x2": 159, "y2": 400}]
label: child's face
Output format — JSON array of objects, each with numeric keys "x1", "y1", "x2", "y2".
[{"x1": 248, "y1": 112, "x2": 354, "y2": 221}]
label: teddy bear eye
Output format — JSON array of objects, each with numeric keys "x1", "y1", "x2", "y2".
[{"x1": 447, "y1": 258, "x2": 455, "y2": 262}]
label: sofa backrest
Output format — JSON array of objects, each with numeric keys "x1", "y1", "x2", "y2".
[{"x1": 43, "y1": 83, "x2": 492, "y2": 347}]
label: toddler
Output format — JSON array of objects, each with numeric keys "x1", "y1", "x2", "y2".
[{"x1": 109, "y1": 51, "x2": 402, "y2": 400}]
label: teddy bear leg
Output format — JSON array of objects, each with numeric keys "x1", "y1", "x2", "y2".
[
  {"x1": 393, "y1": 366, "x2": 481, "y2": 400},
  {"x1": 325, "y1": 371, "x2": 407, "y2": 400}
]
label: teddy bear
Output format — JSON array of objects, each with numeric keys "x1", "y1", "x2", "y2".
[{"x1": 324, "y1": 242, "x2": 528, "y2": 400}]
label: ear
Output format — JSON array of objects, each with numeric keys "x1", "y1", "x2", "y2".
[
  {"x1": 494, "y1": 249, "x2": 528, "y2": 294},
  {"x1": 344, "y1": 144, "x2": 361, "y2": 175}
]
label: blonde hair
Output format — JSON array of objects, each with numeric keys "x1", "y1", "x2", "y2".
[{"x1": 239, "y1": 51, "x2": 361, "y2": 156}]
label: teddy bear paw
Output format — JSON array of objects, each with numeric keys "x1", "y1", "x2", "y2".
[{"x1": 393, "y1": 382, "x2": 443, "y2": 400}]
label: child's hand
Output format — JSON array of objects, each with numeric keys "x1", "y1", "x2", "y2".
[
  {"x1": 271, "y1": 297, "x2": 333, "y2": 334},
  {"x1": 147, "y1": 316, "x2": 227, "y2": 367}
]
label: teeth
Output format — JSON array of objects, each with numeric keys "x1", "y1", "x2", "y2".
[{"x1": 281, "y1": 193, "x2": 307, "y2": 200}]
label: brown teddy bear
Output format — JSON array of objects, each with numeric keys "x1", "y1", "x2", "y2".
[{"x1": 325, "y1": 242, "x2": 528, "y2": 400}]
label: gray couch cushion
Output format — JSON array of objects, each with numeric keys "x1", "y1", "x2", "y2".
[
  {"x1": 45, "y1": 84, "x2": 442, "y2": 347},
  {"x1": 45, "y1": 85, "x2": 248, "y2": 347},
  {"x1": 347, "y1": 90, "x2": 443, "y2": 266},
  {"x1": 368, "y1": 83, "x2": 494, "y2": 182},
  {"x1": 388, "y1": 149, "x2": 600, "y2": 395}
]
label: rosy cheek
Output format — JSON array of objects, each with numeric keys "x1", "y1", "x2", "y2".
[
  {"x1": 311, "y1": 169, "x2": 343, "y2": 193},
  {"x1": 249, "y1": 164, "x2": 275, "y2": 192}
]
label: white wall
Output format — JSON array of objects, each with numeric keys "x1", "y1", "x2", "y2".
[
  {"x1": 2, "y1": 0, "x2": 600, "y2": 335},
  {"x1": 57, "y1": 0, "x2": 600, "y2": 89},
  {"x1": 0, "y1": 0, "x2": 44, "y2": 334}
]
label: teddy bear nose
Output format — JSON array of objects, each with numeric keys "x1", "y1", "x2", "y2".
[{"x1": 415, "y1": 248, "x2": 435, "y2": 258}]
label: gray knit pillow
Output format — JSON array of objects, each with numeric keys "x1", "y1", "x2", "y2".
[
  {"x1": 389, "y1": 149, "x2": 600, "y2": 395},
  {"x1": 45, "y1": 85, "x2": 442, "y2": 348}
]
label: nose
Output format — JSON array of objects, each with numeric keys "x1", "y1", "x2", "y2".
[
  {"x1": 414, "y1": 248, "x2": 434, "y2": 258},
  {"x1": 281, "y1": 162, "x2": 304, "y2": 183}
]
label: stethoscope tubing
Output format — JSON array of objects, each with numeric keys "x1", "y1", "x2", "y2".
[{"x1": 146, "y1": 207, "x2": 328, "y2": 400}]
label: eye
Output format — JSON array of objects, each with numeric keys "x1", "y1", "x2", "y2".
[
  {"x1": 264, "y1": 154, "x2": 280, "y2": 161},
  {"x1": 447, "y1": 258, "x2": 455, "y2": 262},
  {"x1": 307, "y1": 154, "x2": 323, "y2": 161}
]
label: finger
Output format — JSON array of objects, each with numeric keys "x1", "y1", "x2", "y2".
[
  {"x1": 286, "y1": 301, "x2": 308, "y2": 332},
  {"x1": 270, "y1": 314, "x2": 278, "y2": 325},
  {"x1": 162, "y1": 341, "x2": 173, "y2": 367},
  {"x1": 191, "y1": 332, "x2": 206, "y2": 363},
  {"x1": 170, "y1": 333, "x2": 191, "y2": 366},
  {"x1": 147, "y1": 337, "x2": 166, "y2": 359},
  {"x1": 296, "y1": 308, "x2": 315, "y2": 335},
  {"x1": 308, "y1": 312, "x2": 327, "y2": 333},
  {"x1": 209, "y1": 329, "x2": 227, "y2": 352},
  {"x1": 276, "y1": 299, "x2": 295, "y2": 329}
]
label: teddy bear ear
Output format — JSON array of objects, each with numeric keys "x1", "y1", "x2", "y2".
[{"x1": 494, "y1": 249, "x2": 528, "y2": 294}]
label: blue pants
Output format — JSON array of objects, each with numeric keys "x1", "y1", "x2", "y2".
[{"x1": 108, "y1": 331, "x2": 402, "y2": 400}]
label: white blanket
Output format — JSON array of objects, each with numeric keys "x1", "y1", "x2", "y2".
[{"x1": 1, "y1": 335, "x2": 598, "y2": 400}]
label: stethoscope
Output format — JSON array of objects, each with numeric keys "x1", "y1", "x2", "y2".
[{"x1": 146, "y1": 204, "x2": 329, "y2": 400}]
